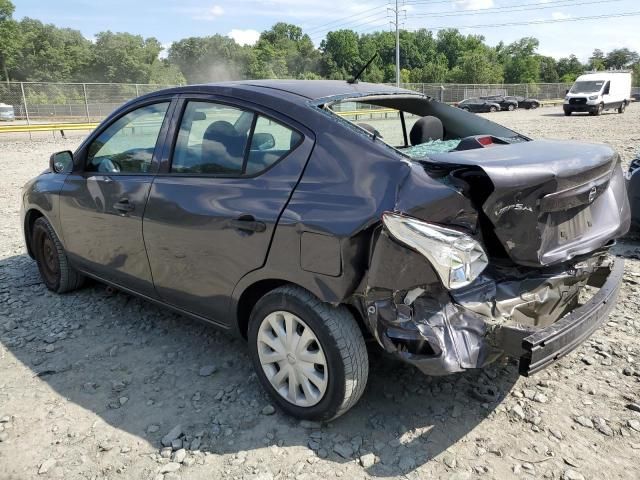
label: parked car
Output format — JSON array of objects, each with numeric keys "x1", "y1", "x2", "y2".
[
  {"x1": 506, "y1": 95, "x2": 541, "y2": 109},
  {"x1": 456, "y1": 97, "x2": 501, "y2": 112},
  {"x1": 0, "y1": 103, "x2": 15, "y2": 121},
  {"x1": 480, "y1": 95, "x2": 519, "y2": 111},
  {"x1": 22, "y1": 80, "x2": 630, "y2": 420}
]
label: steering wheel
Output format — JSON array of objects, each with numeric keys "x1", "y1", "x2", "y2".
[{"x1": 98, "y1": 157, "x2": 121, "y2": 173}]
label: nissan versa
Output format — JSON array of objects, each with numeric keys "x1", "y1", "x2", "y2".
[{"x1": 22, "y1": 81, "x2": 630, "y2": 420}]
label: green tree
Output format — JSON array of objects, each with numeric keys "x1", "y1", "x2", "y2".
[
  {"x1": 604, "y1": 48, "x2": 639, "y2": 69},
  {"x1": 0, "y1": 0, "x2": 18, "y2": 81},
  {"x1": 556, "y1": 55, "x2": 584, "y2": 82},
  {"x1": 11, "y1": 18, "x2": 92, "y2": 81},
  {"x1": 538, "y1": 56, "x2": 559, "y2": 83},
  {"x1": 168, "y1": 35, "x2": 246, "y2": 83},
  {"x1": 500, "y1": 37, "x2": 540, "y2": 83},
  {"x1": 589, "y1": 49, "x2": 605, "y2": 71},
  {"x1": 321, "y1": 29, "x2": 361, "y2": 79}
]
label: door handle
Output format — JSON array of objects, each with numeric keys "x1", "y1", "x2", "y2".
[
  {"x1": 228, "y1": 215, "x2": 266, "y2": 233},
  {"x1": 113, "y1": 199, "x2": 135, "y2": 214}
]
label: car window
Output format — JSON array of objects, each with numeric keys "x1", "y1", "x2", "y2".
[
  {"x1": 245, "y1": 116, "x2": 302, "y2": 175},
  {"x1": 86, "y1": 102, "x2": 169, "y2": 174},
  {"x1": 172, "y1": 101, "x2": 250, "y2": 175}
]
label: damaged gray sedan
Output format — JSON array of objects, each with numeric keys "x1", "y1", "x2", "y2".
[{"x1": 22, "y1": 81, "x2": 630, "y2": 420}]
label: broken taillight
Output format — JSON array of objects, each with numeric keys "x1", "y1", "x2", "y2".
[{"x1": 382, "y1": 212, "x2": 488, "y2": 289}]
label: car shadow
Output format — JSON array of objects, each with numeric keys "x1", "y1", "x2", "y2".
[{"x1": 0, "y1": 252, "x2": 520, "y2": 477}]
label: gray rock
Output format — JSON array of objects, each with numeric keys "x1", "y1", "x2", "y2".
[
  {"x1": 261, "y1": 405, "x2": 276, "y2": 415},
  {"x1": 171, "y1": 438, "x2": 182, "y2": 450},
  {"x1": 511, "y1": 404, "x2": 526, "y2": 421},
  {"x1": 161, "y1": 425, "x2": 183, "y2": 447},
  {"x1": 562, "y1": 469, "x2": 585, "y2": 480},
  {"x1": 160, "y1": 447, "x2": 173, "y2": 458},
  {"x1": 593, "y1": 417, "x2": 613, "y2": 436},
  {"x1": 173, "y1": 448, "x2": 187, "y2": 463},
  {"x1": 119, "y1": 396, "x2": 128, "y2": 406},
  {"x1": 0, "y1": 432, "x2": 8, "y2": 443},
  {"x1": 38, "y1": 458, "x2": 56, "y2": 475},
  {"x1": 534, "y1": 392, "x2": 548, "y2": 403},
  {"x1": 442, "y1": 452, "x2": 457, "y2": 468},
  {"x1": 627, "y1": 403, "x2": 640, "y2": 413},
  {"x1": 198, "y1": 365, "x2": 217, "y2": 377},
  {"x1": 574, "y1": 416, "x2": 593, "y2": 428},
  {"x1": 147, "y1": 424, "x2": 160, "y2": 434},
  {"x1": 333, "y1": 442, "x2": 354, "y2": 459},
  {"x1": 359, "y1": 453, "x2": 376, "y2": 468},
  {"x1": 549, "y1": 428, "x2": 563, "y2": 440},
  {"x1": 190, "y1": 438, "x2": 201, "y2": 450},
  {"x1": 299, "y1": 420, "x2": 322, "y2": 429},
  {"x1": 628, "y1": 419, "x2": 640, "y2": 432},
  {"x1": 160, "y1": 462, "x2": 181, "y2": 473},
  {"x1": 581, "y1": 356, "x2": 595, "y2": 365}
]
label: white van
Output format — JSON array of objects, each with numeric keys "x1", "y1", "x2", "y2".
[{"x1": 563, "y1": 71, "x2": 632, "y2": 116}]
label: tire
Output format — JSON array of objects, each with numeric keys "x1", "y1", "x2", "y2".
[
  {"x1": 530, "y1": 103, "x2": 539, "y2": 109},
  {"x1": 32, "y1": 217, "x2": 84, "y2": 293},
  {"x1": 507, "y1": 104, "x2": 515, "y2": 111},
  {"x1": 248, "y1": 285, "x2": 369, "y2": 421},
  {"x1": 564, "y1": 110, "x2": 572, "y2": 116},
  {"x1": 595, "y1": 103, "x2": 604, "y2": 116},
  {"x1": 489, "y1": 106, "x2": 498, "y2": 112},
  {"x1": 618, "y1": 102, "x2": 626, "y2": 114}
]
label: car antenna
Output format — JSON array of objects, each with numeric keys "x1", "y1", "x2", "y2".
[{"x1": 348, "y1": 53, "x2": 378, "y2": 84}]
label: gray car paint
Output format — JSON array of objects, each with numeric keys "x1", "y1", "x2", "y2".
[{"x1": 21, "y1": 80, "x2": 630, "y2": 377}]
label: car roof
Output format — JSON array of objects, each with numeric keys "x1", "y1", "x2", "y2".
[{"x1": 143, "y1": 80, "x2": 419, "y2": 103}]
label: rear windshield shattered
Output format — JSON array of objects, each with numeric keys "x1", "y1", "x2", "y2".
[{"x1": 325, "y1": 96, "x2": 522, "y2": 160}]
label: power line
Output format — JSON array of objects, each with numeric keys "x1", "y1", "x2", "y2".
[
  {"x1": 409, "y1": 0, "x2": 625, "y2": 19},
  {"x1": 308, "y1": 13, "x2": 390, "y2": 41},
  {"x1": 303, "y1": 3, "x2": 388, "y2": 34},
  {"x1": 405, "y1": 10, "x2": 640, "y2": 31}
]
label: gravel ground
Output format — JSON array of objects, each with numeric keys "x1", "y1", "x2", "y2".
[{"x1": 1, "y1": 105, "x2": 639, "y2": 480}]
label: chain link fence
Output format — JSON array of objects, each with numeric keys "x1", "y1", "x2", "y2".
[
  {"x1": 1, "y1": 81, "x2": 639, "y2": 125},
  {"x1": 0, "y1": 82, "x2": 177, "y2": 124},
  {"x1": 398, "y1": 82, "x2": 577, "y2": 102}
]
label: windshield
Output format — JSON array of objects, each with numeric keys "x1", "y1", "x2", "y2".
[
  {"x1": 570, "y1": 81, "x2": 604, "y2": 94},
  {"x1": 0, "y1": 106, "x2": 13, "y2": 113}
]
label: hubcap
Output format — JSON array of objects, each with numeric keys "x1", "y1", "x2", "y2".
[{"x1": 257, "y1": 311, "x2": 328, "y2": 407}]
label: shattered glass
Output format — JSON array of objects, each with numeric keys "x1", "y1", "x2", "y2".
[{"x1": 402, "y1": 139, "x2": 461, "y2": 158}]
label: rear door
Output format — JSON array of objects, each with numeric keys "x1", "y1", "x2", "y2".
[
  {"x1": 59, "y1": 99, "x2": 173, "y2": 296},
  {"x1": 143, "y1": 96, "x2": 315, "y2": 324}
]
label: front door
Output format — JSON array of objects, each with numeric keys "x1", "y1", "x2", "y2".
[
  {"x1": 143, "y1": 98, "x2": 313, "y2": 323},
  {"x1": 59, "y1": 101, "x2": 171, "y2": 296}
]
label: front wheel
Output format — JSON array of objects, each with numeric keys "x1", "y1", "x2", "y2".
[
  {"x1": 32, "y1": 217, "x2": 84, "y2": 293},
  {"x1": 489, "y1": 106, "x2": 498, "y2": 112},
  {"x1": 248, "y1": 286, "x2": 368, "y2": 421},
  {"x1": 507, "y1": 104, "x2": 515, "y2": 111}
]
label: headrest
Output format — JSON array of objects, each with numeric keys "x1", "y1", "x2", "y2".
[{"x1": 409, "y1": 116, "x2": 444, "y2": 145}]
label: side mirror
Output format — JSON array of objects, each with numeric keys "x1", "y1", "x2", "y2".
[
  {"x1": 251, "y1": 132, "x2": 275, "y2": 151},
  {"x1": 50, "y1": 150, "x2": 73, "y2": 174}
]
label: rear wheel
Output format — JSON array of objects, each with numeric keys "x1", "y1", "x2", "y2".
[
  {"x1": 32, "y1": 217, "x2": 84, "y2": 293},
  {"x1": 530, "y1": 102, "x2": 539, "y2": 109},
  {"x1": 248, "y1": 285, "x2": 368, "y2": 421},
  {"x1": 507, "y1": 104, "x2": 515, "y2": 111}
]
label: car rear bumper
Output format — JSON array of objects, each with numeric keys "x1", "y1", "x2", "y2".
[{"x1": 494, "y1": 258, "x2": 623, "y2": 376}]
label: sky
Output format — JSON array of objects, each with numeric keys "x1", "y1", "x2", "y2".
[{"x1": 12, "y1": 0, "x2": 640, "y2": 61}]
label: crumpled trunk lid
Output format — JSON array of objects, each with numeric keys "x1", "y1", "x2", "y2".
[{"x1": 425, "y1": 140, "x2": 630, "y2": 266}]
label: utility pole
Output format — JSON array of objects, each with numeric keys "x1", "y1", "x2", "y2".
[
  {"x1": 388, "y1": 0, "x2": 404, "y2": 87},
  {"x1": 395, "y1": 0, "x2": 400, "y2": 87}
]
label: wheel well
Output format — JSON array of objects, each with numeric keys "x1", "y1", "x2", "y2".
[
  {"x1": 24, "y1": 209, "x2": 44, "y2": 258},
  {"x1": 236, "y1": 279, "x2": 289, "y2": 339},
  {"x1": 236, "y1": 279, "x2": 371, "y2": 341}
]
